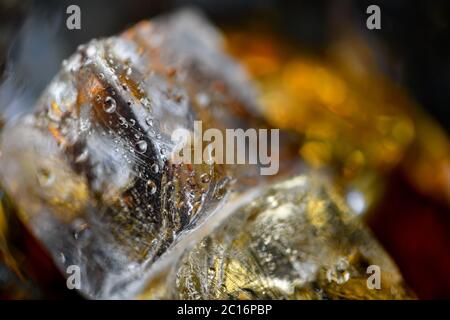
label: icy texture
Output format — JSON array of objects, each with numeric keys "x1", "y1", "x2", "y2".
[
  {"x1": 0, "y1": 10, "x2": 413, "y2": 300},
  {"x1": 0, "y1": 10, "x2": 261, "y2": 298},
  {"x1": 144, "y1": 175, "x2": 414, "y2": 299}
]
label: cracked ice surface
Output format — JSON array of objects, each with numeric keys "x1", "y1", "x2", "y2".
[{"x1": 0, "y1": 10, "x2": 260, "y2": 298}]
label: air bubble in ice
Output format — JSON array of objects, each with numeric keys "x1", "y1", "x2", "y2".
[
  {"x1": 200, "y1": 173, "x2": 211, "y2": 183},
  {"x1": 135, "y1": 140, "x2": 148, "y2": 153},
  {"x1": 104, "y1": 96, "x2": 117, "y2": 113},
  {"x1": 151, "y1": 163, "x2": 159, "y2": 174},
  {"x1": 146, "y1": 180, "x2": 157, "y2": 195}
]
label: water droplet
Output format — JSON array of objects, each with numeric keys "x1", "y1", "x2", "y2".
[
  {"x1": 145, "y1": 117, "x2": 153, "y2": 127},
  {"x1": 135, "y1": 140, "x2": 148, "y2": 153},
  {"x1": 326, "y1": 257, "x2": 350, "y2": 284},
  {"x1": 146, "y1": 180, "x2": 157, "y2": 195},
  {"x1": 200, "y1": 173, "x2": 211, "y2": 184},
  {"x1": 119, "y1": 116, "x2": 128, "y2": 127},
  {"x1": 104, "y1": 96, "x2": 116, "y2": 113},
  {"x1": 151, "y1": 163, "x2": 159, "y2": 174}
]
